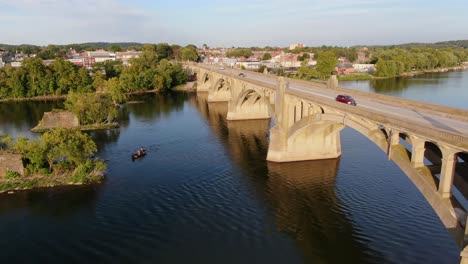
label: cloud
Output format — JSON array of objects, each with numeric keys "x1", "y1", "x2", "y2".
[{"x1": 0, "y1": 0, "x2": 158, "y2": 45}]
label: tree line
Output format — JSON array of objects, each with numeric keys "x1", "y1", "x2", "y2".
[
  {"x1": 0, "y1": 44, "x2": 199, "y2": 100},
  {"x1": 0, "y1": 42, "x2": 199, "y2": 61},
  {"x1": 372, "y1": 47, "x2": 468, "y2": 77}
]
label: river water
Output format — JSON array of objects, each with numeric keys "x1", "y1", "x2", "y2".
[
  {"x1": 0, "y1": 72, "x2": 466, "y2": 263},
  {"x1": 341, "y1": 70, "x2": 468, "y2": 109}
]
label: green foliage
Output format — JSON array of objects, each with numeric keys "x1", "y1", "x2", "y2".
[
  {"x1": 119, "y1": 50, "x2": 187, "y2": 92},
  {"x1": 316, "y1": 51, "x2": 338, "y2": 79},
  {"x1": 41, "y1": 128, "x2": 97, "y2": 171},
  {"x1": 13, "y1": 136, "x2": 48, "y2": 174},
  {"x1": 296, "y1": 61, "x2": 319, "y2": 80},
  {"x1": 262, "y1": 53, "x2": 272, "y2": 60},
  {"x1": 373, "y1": 47, "x2": 466, "y2": 77},
  {"x1": 337, "y1": 74, "x2": 372, "y2": 81},
  {"x1": 181, "y1": 46, "x2": 199, "y2": 62},
  {"x1": 92, "y1": 60, "x2": 123, "y2": 80},
  {"x1": 0, "y1": 134, "x2": 12, "y2": 150},
  {"x1": 258, "y1": 65, "x2": 267, "y2": 73},
  {"x1": 106, "y1": 77, "x2": 127, "y2": 104},
  {"x1": 298, "y1": 53, "x2": 310, "y2": 61},
  {"x1": 226, "y1": 49, "x2": 252, "y2": 58},
  {"x1": 4, "y1": 170, "x2": 21, "y2": 179},
  {"x1": 65, "y1": 92, "x2": 116, "y2": 125}
]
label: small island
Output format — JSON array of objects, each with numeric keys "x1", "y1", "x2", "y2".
[
  {"x1": 32, "y1": 92, "x2": 120, "y2": 132},
  {"x1": 0, "y1": 129, "x2": 105, "y2": 194}
]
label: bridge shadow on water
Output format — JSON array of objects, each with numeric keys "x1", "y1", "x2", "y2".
[{"x1": 191, "y1": 92, "x2": 379, "y2": 263}]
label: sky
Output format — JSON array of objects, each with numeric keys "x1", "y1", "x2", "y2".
[{"x1": 0, "y1": 0, "x2": 467, "y2": 47}]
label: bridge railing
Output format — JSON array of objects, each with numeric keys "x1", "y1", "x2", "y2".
[{"x1": 288, "y1": 88, "x2": 468, "y2": 152}]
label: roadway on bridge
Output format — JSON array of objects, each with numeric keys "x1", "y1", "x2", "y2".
[{"x1": 203, "y1": 64, "x2": 468, "y2": 137}]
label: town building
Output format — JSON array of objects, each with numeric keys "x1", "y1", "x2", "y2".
[
  {"x1": 353, "y1": 64, "x2": 376, "y2": 73},
  {"x1": 336, "y1": 63, "x2": 355, "y2": 75},
  {"x1": 289, "y1": 43, "x2": 304, "y2": 50},
  {"x1": 115, "y1": 51, "x2": 142, "y2": 66}
]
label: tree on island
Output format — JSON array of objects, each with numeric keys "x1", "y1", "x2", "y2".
[
  {"x1": 12, "y1": 128, "x2": 105, "y2": 178},
  {"x1": 65, "y1": 92, "x2": 117, "y2": 125}
]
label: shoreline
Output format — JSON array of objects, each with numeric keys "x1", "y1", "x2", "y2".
[
  {"x1": 0, "y1": 171, "x2": 105, "y2": 195},
  {"x1": 0, "y1": 94, "x2": 66, "y2": 102},
  {"x1": 31, "y1": 122, "x2": 120, "y2": 133},
  {"x1": 341, "y1": 65, "x2": 468, "y2": 81}
]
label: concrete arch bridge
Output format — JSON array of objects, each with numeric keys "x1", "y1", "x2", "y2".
[{"x1": 186, "y1": 63, "x2": 468, "y2": 262}]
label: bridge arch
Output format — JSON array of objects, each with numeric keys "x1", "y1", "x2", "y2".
[
  {"x1": 207, "y1": 77, "x2": 231, "y2": 102},
  {"x1": 227, "y1": 85, "x2": 272, "y2": 121}
]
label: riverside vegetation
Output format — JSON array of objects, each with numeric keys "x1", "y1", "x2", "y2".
[
  {"x1": 0, "y1": 129, "x2": 105, "y2": 193},
  {"x1": 0, "y1": 44, "x2": 198, "y2": 100},
  {"x1": 226, "y1": 41, "x2": 468, "y2": 80}
]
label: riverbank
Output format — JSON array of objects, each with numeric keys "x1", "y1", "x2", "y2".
[
  {"x1": 0, "y1": 94, "x2": 66, "y2": 102},
  {"x1": 0, "y1": 83, "x2": 194, "y2": 102},
  {"x1": 338, "y1": 65, "x2": 468, "y2": 81},
  {"x1": 31, "y1": 122, "x2": 120, "y2": 133},
  {"x1": 0, "y1": 170, "x2": 105, "y2": 195},
  {"x1": 400, "y1": 65, "x2": 468, "y2": 77}
]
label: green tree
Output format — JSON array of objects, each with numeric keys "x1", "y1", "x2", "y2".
[
  {"x1": 50, "y1": 58, "x2": 79, "y2": 94},
  {"x1": 109, "y1": 45, "x2": 122, "y2": 52},
  {"x1": 21, "y1": 57, "x2": 48, "y2": 97},
  {"x1": 76, "y1": 67, "x2": 93, "y2": 93},
  {"x1": 226, "y1": 49, "x2": 252, "y2": 58},
  {"x1": 181, "y1": 47, "x2": 199, "y2": 61},
  {"x1": 316, "y1": 51, "x2": 337, "y2": 79},
  {"x1": 298, "y1": 53, "x2": 310, "y2": 61},
  {"x1": 156, "y1": 43, "x2": 172, "y2": 61},
  {"x1": 65, "y1": 92, "x2": 116, "y2": 125},
  {"x1": 41, "y1": 128, "x2": 97, "y2": 171},
  {"x1": 297, "y1": 60, "x2": 319, "y2": 80},
  {"x1": 262, "y1": 53, "x2": 272, "y2": 60},
  {"x1": 14, "y1": 136, "x2": 48, "y2": 173},
  {"x1": 0, "y1": 134, "x2": 12, "y2": 150},
  {"x1": 106, "y1": 77, "x2": 127, "y2": 104}
]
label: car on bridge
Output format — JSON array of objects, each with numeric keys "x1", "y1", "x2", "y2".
[
  {"x1": 238, "y1": 73, "x2": 246, "y2": 77},
  {"x1": 335, "y1": 94, "x2": 357, "y2": 106}
]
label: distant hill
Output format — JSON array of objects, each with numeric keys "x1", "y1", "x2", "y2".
[
  {"x1": 363, "y1": 40, "x2": 468, "y2": 49},
  {"x1": 0, "y1": 42, "x2": 146, "y2": 53},
  {"x1": 74, "y1": 42, "x2": 145, "y2": 49}
]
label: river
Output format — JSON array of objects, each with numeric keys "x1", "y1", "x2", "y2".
[
  {"x1": 341, "y1": 70, "x2": 468, "y2": 109},
  {"x1": 0, "y1": 71, "x2": 465, "y2": 263}
]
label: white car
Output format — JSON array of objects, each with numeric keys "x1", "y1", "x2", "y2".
[{"x1": 220, "y1": 67, "x2": 225, "y2": 70}]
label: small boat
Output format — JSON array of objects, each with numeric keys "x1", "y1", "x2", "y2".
[{"x1": 131, "y1": 148, "x2": 147, "y2": 160}]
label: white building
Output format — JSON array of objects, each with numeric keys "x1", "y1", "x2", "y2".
[
  {"x1": 238, "y1": 61, "x2": 260, "y2": 70},
  {"x1": 10, "y1": 61, "x2": 22, "y2": 67},
  {"x1": 353, "y1": 64, "x2": 376, "y2": 73},
  {"x1": 289, "y1": 43, "x2": 304, "y2": 50}
]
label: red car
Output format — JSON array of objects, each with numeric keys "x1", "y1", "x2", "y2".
[{"x1": 335, "y1": 94, "x2": 357, "y2": 106}]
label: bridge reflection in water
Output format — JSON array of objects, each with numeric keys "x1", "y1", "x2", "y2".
[{"x1": 190, "y1": 93, "x2": 377, "y2": 263}]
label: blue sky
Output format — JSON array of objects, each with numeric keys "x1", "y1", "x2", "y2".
[{"x1": 0, "y1": 0, "x2": 467, "y2": 47}]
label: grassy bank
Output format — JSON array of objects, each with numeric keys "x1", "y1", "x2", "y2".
[
  {"x1": 31, "y1": 122, "x2": 120, "y2": 133},
  {"x1": 338, "y1": 74, "x2": 373, "y2": 81},
  {"x1": 0, "y1": 95, "x2": 66, "y2": 102},
  {"x1": 0, "y1": 170, "x2": 105, "y2": 194}
]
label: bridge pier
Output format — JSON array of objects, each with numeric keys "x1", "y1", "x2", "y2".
[
  {"x1": 411, "y1": 137, "x2": 426, "y2": 168},
  {"x1": 439, "y1": 147, "x2": 458, "y2": 199},
  {"x1": 267, "y1": 77, "x2": 342, "y2": 162}
]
